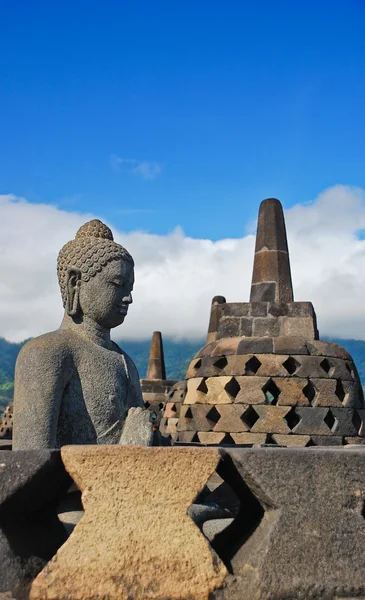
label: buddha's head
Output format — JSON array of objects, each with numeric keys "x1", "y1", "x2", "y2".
[{"x1": 57, "y1": 219, "x2": 134, "y2": 329}]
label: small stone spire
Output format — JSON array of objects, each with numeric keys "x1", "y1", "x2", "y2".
[
  {"x1": 206, "y1": 296, "x2": 226, "y2": 344},
  {"x1": 250, "y1": 198, "x2": 294, "y2": 303},
  {"x1": 146, "y1": 331, "x2": 166, "y2": 380}
]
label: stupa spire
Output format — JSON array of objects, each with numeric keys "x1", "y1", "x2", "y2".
[
  {"x1": 146, "y1": 331, "x2": 166, "y2": 380},
  {"x1": 250, "y1": 198, "x2": 294, "y2": 303}
]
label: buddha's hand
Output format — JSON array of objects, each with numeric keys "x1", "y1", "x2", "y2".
[{"x1": 119, "y1": 406, "x2": 154, "y2": 446}]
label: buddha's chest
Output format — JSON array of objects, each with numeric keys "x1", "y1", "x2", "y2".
[{"x1": 60, "y1": 345, "x2": 131, "y2": 443}]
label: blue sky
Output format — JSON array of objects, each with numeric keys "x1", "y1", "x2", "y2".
[{"x1": 1, "y1": 0, "x2": 365, "y2": 240}]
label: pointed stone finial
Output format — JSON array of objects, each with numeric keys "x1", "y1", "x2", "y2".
[
  {"x1": 206, "y1": 296, "x2": 226, "y2": 344},
  {"x1": 250, "y1": 198, "x2": 294, "y2": 303},
  {"x1": 146, "y1": 331, "x2": 166, "y2": 380}
]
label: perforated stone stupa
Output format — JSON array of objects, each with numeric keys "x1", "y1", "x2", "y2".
[
  {"x1": 168, "y1": 198, "x2": 365, "y2": 447},
  {"x1": 140, "y1": 331, "x2": 176, "y2": 429}
]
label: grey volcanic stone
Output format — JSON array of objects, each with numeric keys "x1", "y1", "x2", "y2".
[
  {"x1": 119, "y1": 407, "x2": 154, "y2": 446},
  {"x1": 202, "y1": 518, "x2": 234, "y2": 542},
  {"x1": 249, "y1": 199, "x2": 294, "y2": 303},
  {"x1": 212, "y1": 447, "x2": 365, "y2": 599},
  {"x1": 0, "y1": 450, "x2": 71, "y2": 595},
  {"x1": 13, "y1": 219, "x2": 152, "y2": 450},
  {"x1": 188, "y1": 503, "x2": 232, "y2": 526},
  {"x1": 146, "y1": 331, "x2": 166, "y2": 380}
]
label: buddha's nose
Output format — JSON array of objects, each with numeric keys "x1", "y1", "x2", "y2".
[{"x1": 124, "y1": 293, "x2": 133, "y2": 304}]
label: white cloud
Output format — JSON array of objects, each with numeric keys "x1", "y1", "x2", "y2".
[
  {"x1": 1, "y1": 185, "x2": 365, "y2": 343},
  {"x1": 110, "y1": 155, "x2": 163, "y2": 180}
]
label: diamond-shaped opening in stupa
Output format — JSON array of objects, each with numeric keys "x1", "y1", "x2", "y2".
[
  {"x1": 213, "y1": 356, "x2": 228, "y2": 370},
  {"x1": 244, "y1": 356, "x2": 262, "y2": 375},
  {"x1": 262, "y1": 379, "x2": 281, "y2": 405},
  {"x1": 188, "y1": 453, "x2": 272, "y2": 573},
  {"x1": 282, "y1": 356, "x2": 300, "y2": 376},
  {"x1": 324, "y1": 409, "x2": 338, "y2": 433},
  {"x1": 241, "y1": 405, "x2": 259, "y2": 429}
]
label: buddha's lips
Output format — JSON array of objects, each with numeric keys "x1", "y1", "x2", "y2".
[{"x1": 119, "y1": 306, "x2": 128, "y2": 315}]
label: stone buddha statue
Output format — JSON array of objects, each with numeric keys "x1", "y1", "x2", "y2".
[{"x1": 13, "y1": 219, "x2": 152, "y2": 450}]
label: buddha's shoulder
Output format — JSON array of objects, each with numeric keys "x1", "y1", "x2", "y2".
[{"x1": 17, "y1": 329, "x2": 76, "y2": 364}]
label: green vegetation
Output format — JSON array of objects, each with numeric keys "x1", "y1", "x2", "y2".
[{"x1": 1, "y1": 335, "x2": 365, "y2": 418}]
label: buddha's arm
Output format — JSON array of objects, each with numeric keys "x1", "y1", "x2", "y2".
[
  {"x1": 12, "y1": 338, "x2": 71, "y2": 450},
  {"x1": 123, "y1": 353, "x2": 144, "y2": 409}
]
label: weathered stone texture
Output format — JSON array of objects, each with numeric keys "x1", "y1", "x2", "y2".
[
  {"x1": 211, "y1": 447, "x2": 365, "y2": 600},
  {"x1": 30, "y1": 446, "x2": 227, "y2": 600},
  {"x1": 0, "y1": 450, "x2": 71, "y2": 597},
  {"x1": 0, "y1": 404, "x2": 13, "y2": 441}
]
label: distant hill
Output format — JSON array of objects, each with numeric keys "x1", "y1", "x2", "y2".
[{"x1": 1, "y1": 335, "x2": 365, "y2": 418}]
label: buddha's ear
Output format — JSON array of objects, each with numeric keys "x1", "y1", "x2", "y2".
[{"x1": 65, "y1": 268, "x2": 82, "y2": 316}]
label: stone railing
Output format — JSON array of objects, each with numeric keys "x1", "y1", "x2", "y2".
[{"x1": 1, "y1": 445, "x2": 365, "y2": 599}]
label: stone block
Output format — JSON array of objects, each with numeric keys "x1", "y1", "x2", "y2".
[
  {"x1": 216, "y1": 355, "x2": 249, "y2": 376},
  {"x1": 185, "y1": 378, "x2": 209, "y2": 405},
  {"x1": 251, "y1": 251, "x2": 292, "y2": 303},
  {"x1": 192, "y1": 356, "x2": 223, "y2": 378},
  {"x1": 213, "y1": 405, "x2": 249, "y2": 433},
  {"x1": 239, "y1": 317, "x2": 253, "y2": 336},
  {"x1": 237, "y1": 337, "x2": 274, "y2": 354},
  {"x1": 255, "y1": 354, "x2": 290, "y2": 377},
  {"x1": 281, "y1": 316, "x2": 317, "y2": 339},
  {"x1": 250, "y1": 302, "x2": 268, "y2": 317},
  {"x1": 306, "y1": 340, "x2": 351, "y2": 359},
  {"x1": 234, "y1": 377, "x2": 268, "y2": 404},
  {"x1": 252, "y1": 317, "x2": 281, "y2": 337},
  {"x1": 194, "y1": 405, "x2": 226, "y2": 432},
  {"x1": 327, "y1": 407, "x2": 358, "y2": 437},
  {"x1": 328, "y1": 357, "x2": 356, "y2": 381},
  {"x1": 139, "y1": 380, "x2": 173, "y2": 394},
  {"x1": 197, "y1": 432, "x2": 229, "y2": 445},
  {"x1": 207, "y1": 301, "x2": 224, "y2": 344},
  {"x1": 274, "y1": 378, "x2": 310, "y2": 406},
  {"x1": 293, "y1": 355, "x2": 334, "y2": 379},
  {"x1": 222, "y1": 303, "x2": 250, "y2": 317},
  {"x1": 345, "y1": 437, "x2": 365, "y2": 445},
  {"x1": 30, "y1": 446, "x2": 227, "y2": 600},
  {"x1": 0, "y1": 450, "x2": 71, "y2": 596},
  {"x1": 211, "y1": 446, "x2": 365, "y2": 599},
  {"x1": 311, "y1": 379, "x2": 344, "y2": 408},
  {"x1": 309, "y1": 436, "x2": 344, "y2": 446},
  {"x1": 195, "y1": 342, "x2": 217, "y2": 358},
  {"x1": 267, "y1": 302, "x2": 288, "y2": 317},
  {"x1": 164, "y1": 402, "x2": 180, "y2": 419},
  {"x1": 142, "y1": 392, "x2": 166, "y2": 405},
  {"x1": 250, "y1": 405, "x2": 291, "y2": 434},
  {"x1": 212, "y1": 337, "x2": 241, "y2": 356},
  {"x1": 164, "y1": 417, "x2": 179, "y2": 435},
  {"x1": 186, "y1": 358, "x2": 204, "y2": 379},
  {"x1": 273, "y1": 336, "x2": 309, "y2": 355},
  {"x1": 205, "y1": 377, "x2": 236, "y2": 404},
  {"x1": 177, "y1": 407, "x2": 196, "y2": 432},
  {"x1": 293, "y1": 407, "x2": 334, "y2": 435},
  {"x1": 229, "y1": 432, "x2": 267, "y2": 445},
  {"x1": 286, "y1": 302, "x2": 316, "y2": 317},
  {"x1": 217, "y1": 317, "x2": 241, "y2": 339},
  {"x1": 250, "y1": 282, "x2": 276, "y2": 302},
  {"x1": 271, "y1": 434, "x2": 310, "y2": 446},
  {"x1": 167, "y1": 381, "x2": 187, "y2": 402}
]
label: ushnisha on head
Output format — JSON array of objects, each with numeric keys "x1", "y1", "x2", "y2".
[{"x1": 57, "y1": 219, "x2": 135, "y2": 329}]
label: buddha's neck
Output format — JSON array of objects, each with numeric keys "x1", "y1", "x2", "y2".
[{"x1": 61, "y1": 313, "x2": 112, "y2": 348}]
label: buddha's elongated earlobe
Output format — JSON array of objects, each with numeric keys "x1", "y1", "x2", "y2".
[{"x1": 66, "y1": 268, "x2": 82, "y2": 316}]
